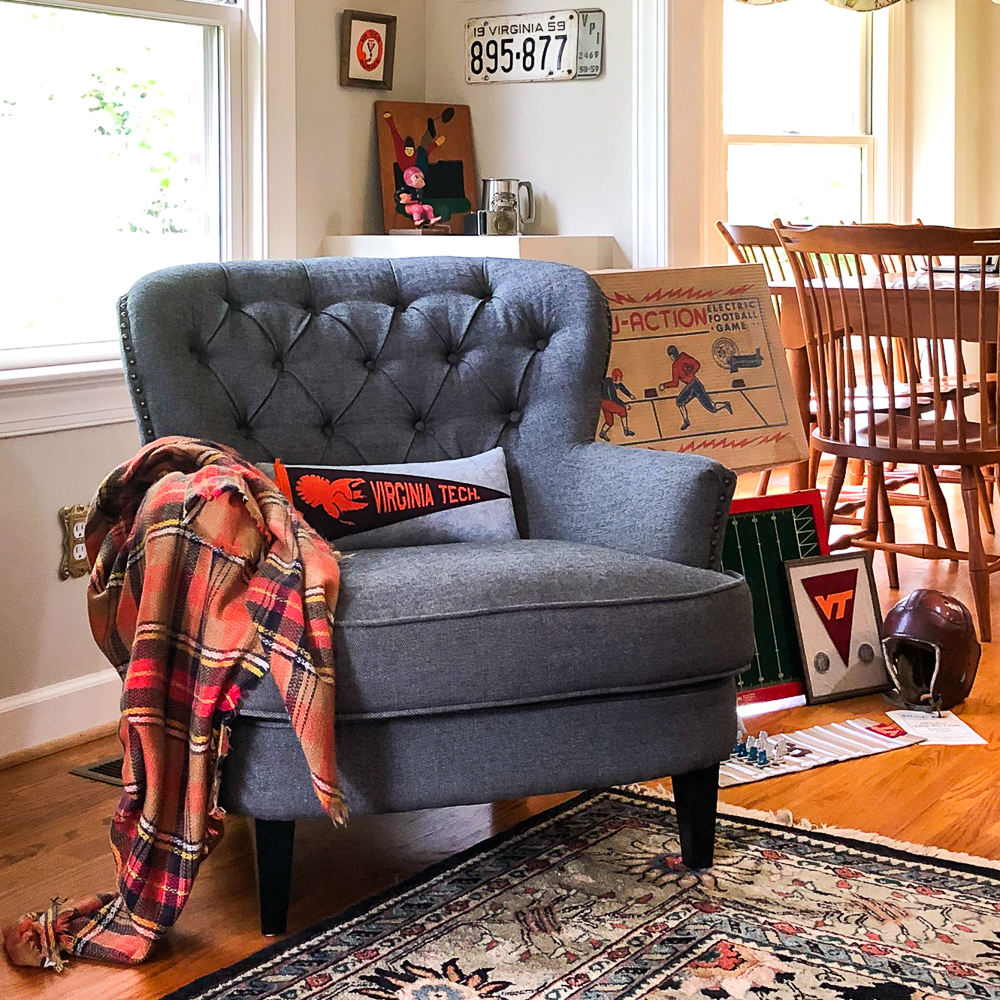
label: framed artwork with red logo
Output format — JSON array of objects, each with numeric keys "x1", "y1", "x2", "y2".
[
  {"x1": 340, "y1": 10, "x2": 396, "y2": 90},
  {"x1": 785, "y1": 552, "x2": 892, "y2": 705}
]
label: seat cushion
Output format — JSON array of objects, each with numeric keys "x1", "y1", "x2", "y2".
[
  {"x1": 861, "y1": 416, "x2": 987, "y2": 451},
  {"x1": 237, "y1": 539, "x2": 753, "y2": 722}
]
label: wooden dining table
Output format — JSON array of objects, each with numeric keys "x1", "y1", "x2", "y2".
[{"x1": 768, "y1": 275, "x2": 1000, "y2": 490}]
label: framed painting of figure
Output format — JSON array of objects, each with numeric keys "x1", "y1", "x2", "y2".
[{"x1": 375, "y1": 101, "x2": 476, "y2": 235}]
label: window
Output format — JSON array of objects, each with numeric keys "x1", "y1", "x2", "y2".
[
  {"x1": 0, "y1": 0, "x2": 245, "y2": 371},
  {"x1": 721, "y1": 0, "x2": 873, "y2": 225}
]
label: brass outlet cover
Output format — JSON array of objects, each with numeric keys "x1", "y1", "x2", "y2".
[{"x1": 59, "y1": 504, "x2": 91, "y2": 580}]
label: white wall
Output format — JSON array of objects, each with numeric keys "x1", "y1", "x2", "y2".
[
  {"x1": 295, "y1": 0, "x2": 427, "y2": 255},
  {"x1": 899, "y1": 0, "x2": 1000, "y2": 228},
  {"x1": 0, "y1": 422, "x2": 139, "y2": 754},
  {"x1": 0, "y1": 424, "x2": 137, "y2": 697},
  {"x1": 977, "y1": 8, "x2": 1000, "y2": 226},
  {"x1": 423, "y1": 0, "x2": 635, "y2": 259}
]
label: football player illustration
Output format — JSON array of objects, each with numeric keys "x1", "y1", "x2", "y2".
[
  {"x1": 383, "y1": 109, "x2": 455, "y2": 229},
  {"x1": 659, "y1": 344, "x2": 733, "y2": 431},
  {"x1": 599, "y1": 368, "x2": 636, "y2": 441},
  {"x1": 382, "y1": 109, "x2": 451, "y2": 177}
]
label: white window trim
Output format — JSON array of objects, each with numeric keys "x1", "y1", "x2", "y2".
[
  {"x1": 0, "y1": 0, "x2": 295, "y2": 438},
  {"x1": 720, "y1": 8, "x2": 876, "y2": 228},
  {"x1": 695, "y1": 0, "x2": 909, "y2": 267},
  {"x1": 631, "y1": 0, "x2": 668, "y2": 269}
]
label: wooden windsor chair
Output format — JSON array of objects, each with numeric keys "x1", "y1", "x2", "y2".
[
  {"x1": 715, "y1": 221, "x2": 923, "y2": 506},
  {"x1": 774, "y1": 222, "x2": 1000, "y2": 640},
  {"x1": 715, "y1": 222, "x2": 814, "y2": 495},
  {"x1": 831, "y1": 221, "x2": 968, "y2": 546}
]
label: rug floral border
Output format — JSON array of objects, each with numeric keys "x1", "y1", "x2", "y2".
[{"x1": 162, "y1": 788, "x2": 1000, "y2": 1000}]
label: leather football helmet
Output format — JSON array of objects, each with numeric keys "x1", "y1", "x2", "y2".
[{"x1": 880, "y1": 589, "x2": 981, "y2": 711}]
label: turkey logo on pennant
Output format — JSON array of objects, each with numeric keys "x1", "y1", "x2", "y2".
[{"x1": 800, "y1": 568, "x2": 859, "y2": 666}]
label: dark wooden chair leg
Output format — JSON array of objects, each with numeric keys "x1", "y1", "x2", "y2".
[
  {"x1": 672, "y1": 763, "x2": 720, "y2": 870},
  {"x1": 254, "y1": 818, "x2": 295, "y2": 936}
]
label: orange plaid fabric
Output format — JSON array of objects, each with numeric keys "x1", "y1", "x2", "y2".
[{"x1": 3, "y1": 437, "x2": 345, "y2": 969}]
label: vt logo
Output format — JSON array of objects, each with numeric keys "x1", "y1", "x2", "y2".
[{"x1": 800, "y1": 568, "x2": 858, "y2": 666}]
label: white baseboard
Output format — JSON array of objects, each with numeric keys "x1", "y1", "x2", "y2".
[{"x1": 0, "y1": 669, "x2": 121, "y2": 758}]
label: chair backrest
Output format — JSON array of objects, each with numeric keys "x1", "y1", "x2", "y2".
[
  {"x1": 848, "y1": 219, "x2": 931, "y2": 278},
  {"x1": 119, "y1": 256, "x2": 612, "y2": 533},
  {"x1": 716, "y1": 222, "x2": 792, "y2": 285},
  {"x1": 773, "y1": 223, "x2": 1000, "y2": 461}
]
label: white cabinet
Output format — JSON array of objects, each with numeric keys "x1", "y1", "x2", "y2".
[{"x1": 319, "y1": 235, "x2": 629, "y2": 271}]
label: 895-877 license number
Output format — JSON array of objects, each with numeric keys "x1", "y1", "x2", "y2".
[{"x1": 465, "y1": 10, "x2": 580, "y2": 84}]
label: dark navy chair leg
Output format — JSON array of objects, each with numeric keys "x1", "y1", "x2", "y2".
[
  {"x1": 672, "y1": 763, "x2": 720, "y2": 869},
  {"x1": 254, "y1": 818, "x2": 295, "y2": 935}
]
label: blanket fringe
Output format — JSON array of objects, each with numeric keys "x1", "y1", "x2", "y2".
[
  {"x1": 2, "y1": 898, "x2": 76, "y2": 972},
  {"x1": 618, "y1": 782, "x2": 1000, "y2": 870}
]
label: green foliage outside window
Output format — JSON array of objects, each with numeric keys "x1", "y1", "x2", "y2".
[{"x1": 83, "y1": 67, "x2": 189, "y2": 235}]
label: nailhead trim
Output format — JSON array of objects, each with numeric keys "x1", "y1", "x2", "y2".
[
  {"x1": 709, "y1": 470, "x2": 737, "y2": 570},
  {"x1": 119, "y1": 295, "x2": 156, "y2": 442}
]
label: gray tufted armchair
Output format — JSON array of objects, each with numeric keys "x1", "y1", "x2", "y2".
[{"x1": 119, "y1": 256, "x2": 754, "y2": 935}]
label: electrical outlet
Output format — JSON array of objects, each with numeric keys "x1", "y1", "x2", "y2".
[{"x1": 59, "y1": 504, "x2": 90, "y2": 580}]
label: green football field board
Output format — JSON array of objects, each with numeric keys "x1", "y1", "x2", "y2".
[{"x1": 721, "y1": 491, "x2": 829, "y2": 704}]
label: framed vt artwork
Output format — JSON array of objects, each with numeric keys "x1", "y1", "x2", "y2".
[
  {"x1": 340, "y1": 10, "x2": 396, "y2": 90},
  {"x1": 785, "y1": 552, "x2": 892, "y2": 705},
  {"x1": 721, "y1": 490, "x2": 830, "y2": 706}
]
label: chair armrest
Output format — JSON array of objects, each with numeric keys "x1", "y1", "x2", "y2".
[{"x1": 537, "y1": 443, "x2": 736, "y2": 570}]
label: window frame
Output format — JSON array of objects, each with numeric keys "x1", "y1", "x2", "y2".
[
  {"x1": 700, "y1": 0, "x2": 909, "y2": 264},
  {"x1": 0, "y1": 0, "x2": 293, "y2": 434},
  {"x1": 721, "y1": 3, "x2": 875, "y2": 225}
]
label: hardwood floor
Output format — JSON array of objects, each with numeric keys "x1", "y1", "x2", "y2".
[{"x1": 1, "y1": 477, "x2": 997, "y2": 999}]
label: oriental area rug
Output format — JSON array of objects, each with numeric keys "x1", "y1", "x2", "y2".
[{"x1": 162, "y1": 789, "x2": 1000, "y2": 1000}]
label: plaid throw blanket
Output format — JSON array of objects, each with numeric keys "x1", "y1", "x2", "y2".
[{"x1": 2, "y1": 437, "x2": 346, "y2": 970}]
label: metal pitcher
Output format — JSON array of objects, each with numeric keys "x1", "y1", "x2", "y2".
[{"x1": 480, "y1": 178, "x2": 535, "y2": 233}]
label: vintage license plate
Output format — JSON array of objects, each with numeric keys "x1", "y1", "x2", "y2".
[
  {"x1": 465, "y1": 10, "x2": 580, "y2": 84},
  {"x1": 575, "y1": 9, "x2": 604, "y2": 78}
]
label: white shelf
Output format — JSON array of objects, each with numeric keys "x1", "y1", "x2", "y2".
[{"x1": 319, "y1": 234, "x2": 629, "y2": 271}]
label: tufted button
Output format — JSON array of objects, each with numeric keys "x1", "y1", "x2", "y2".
[
  {"x1": 446, "y1": 353, "x2": 459, "y2": 365},
  {"x1": 321, "y1": 423, "x2": 335, "y2": 438},
  {"x1": 508, "y1": 410, "x2": 521, "y2": 424},
  {"x1": 535, "y1": 338, "x2": 548, "y2": 351},
  {"x1": 414, "y1": 420, "x2": 426, "y2": 432},
  {"x1": 272, "y1": 358, "x2": 284, "y2": 371},
  {"x1": 364, "y1": 359, "x2": 376, "y2": 372}
]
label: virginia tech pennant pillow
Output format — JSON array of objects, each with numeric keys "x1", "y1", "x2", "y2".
[{"x1": 262, "y1": 448, "x2": 519, "y2": 551}]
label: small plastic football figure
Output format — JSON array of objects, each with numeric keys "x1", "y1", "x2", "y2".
[{"x1": 395, "y1": 166, "x2": 442, "y2": 228}]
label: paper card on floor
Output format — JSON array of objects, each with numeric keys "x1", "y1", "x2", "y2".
[{"x1": 886, "y1": 710, "x2": 988, "y2": 746}]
